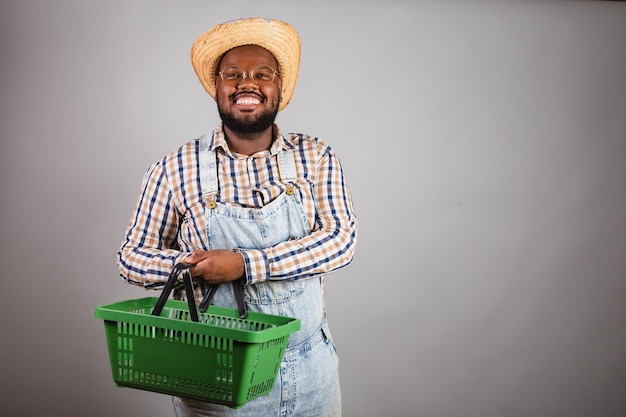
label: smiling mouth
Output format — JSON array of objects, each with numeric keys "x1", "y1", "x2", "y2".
[{"x1": 235, "y1": 95, "x2": 262, "y2": 106}]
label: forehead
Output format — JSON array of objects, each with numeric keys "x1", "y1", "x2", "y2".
[{"x1": 218, "y1": 45, "x2": 278, "y2": 69}]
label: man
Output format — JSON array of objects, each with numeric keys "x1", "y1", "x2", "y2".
[{"x1": 117, "y1": 18, "x2": 358, "y2": 416}]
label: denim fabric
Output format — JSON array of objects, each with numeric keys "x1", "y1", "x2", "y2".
[
  {"x1": 173, "y1": 146, "x2": 341, "y2": 416},
  {"x1": 173, "y1": 323, "x2": 340, "y2": 417}
]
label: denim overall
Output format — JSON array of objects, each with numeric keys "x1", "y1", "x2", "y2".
[{"x1": 173, "y1": 135, "x2": 341, "y2": 417}]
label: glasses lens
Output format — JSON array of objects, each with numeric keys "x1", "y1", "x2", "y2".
[
  {"x1": 251, "y1": 66, "x2": 277, "y2": 83},
  {"x1": 220, "y1": 67, "x2": 244, "y2": 82}
]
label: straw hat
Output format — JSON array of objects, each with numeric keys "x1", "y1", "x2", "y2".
[{"x1": 190, "y1": 18, "x2": 301, "y2": 112}]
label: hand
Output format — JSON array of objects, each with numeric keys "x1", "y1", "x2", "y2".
[{"x1": 184, "y1": 250, "x2": 245, "y2": 284}]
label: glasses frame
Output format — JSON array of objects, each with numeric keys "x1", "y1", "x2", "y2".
[{"x1": 217, "y1": 65, "x2": 280, "y2": 85}]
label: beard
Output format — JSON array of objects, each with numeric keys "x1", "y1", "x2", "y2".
[{"x1": 217, "y1": 93, "x2": 280, "y2": 134}]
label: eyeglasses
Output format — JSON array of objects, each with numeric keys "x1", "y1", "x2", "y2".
[{"x1": 217, "y1": 65, "x2": 280, "y2": 85}]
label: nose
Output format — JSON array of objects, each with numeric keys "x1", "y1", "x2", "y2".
[
  {"x1": 236, "y1": 75, "x2": 261, "y2": 92},
  {"x1": 239, "y1": 72, "x2": 259, "y2": 86}
]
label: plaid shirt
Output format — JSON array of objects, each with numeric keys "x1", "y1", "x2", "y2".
[{"x1": 117, "y1": 123, "x2": 358, "y2": 289}]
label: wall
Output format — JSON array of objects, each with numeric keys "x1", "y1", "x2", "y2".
[{"x1": 1, "y1": 1, "x2": 625, "y2": 416}]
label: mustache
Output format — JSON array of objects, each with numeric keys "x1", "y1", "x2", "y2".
[{"x1": 232, "y1": 91, "x2": 264, "y2": 101}]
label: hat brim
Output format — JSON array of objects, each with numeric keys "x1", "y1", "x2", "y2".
[{"x1": 190, "y1": 18, "x2": 301, "y2": 112}]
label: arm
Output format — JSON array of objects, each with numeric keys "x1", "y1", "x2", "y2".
[
  {"x1": 118, "y1": 153, "x2": 246, "y2": 287},
  {"x1": 239, "y1": 145, "x2": 358, "y2": 284},
  {"x1": 116, "y1": 160, "x2": 189, "y2": 288}
]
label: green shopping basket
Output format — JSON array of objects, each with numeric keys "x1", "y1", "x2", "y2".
[{"x1": 95, "y1": 263, "x2": 300, "y2": 409}]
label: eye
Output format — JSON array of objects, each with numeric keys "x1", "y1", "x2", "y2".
[
  {"x1": 254, "y1": 70, "x2": 274, "y2": 81},
  {"x1": 252, "y1": 66, "x2": 277, "y2": 82},
  {"x1": 223, "y1": 71, "x2": 242, "y2": 80},
  {"x1": 220, "y1": 67, "x2": 243, "y2": 81}
]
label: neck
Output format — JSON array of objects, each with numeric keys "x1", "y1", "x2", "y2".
[{"x1": 223, "y1": 124, "x2": 275, "y2": 155}]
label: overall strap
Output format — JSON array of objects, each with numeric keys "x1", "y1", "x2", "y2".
[
  {"x1": 277, "y1": 148, "x2": 297, "y2": 182},
  {"x1": 199, "y1": 134, "x2": 218, "y2": 202}
]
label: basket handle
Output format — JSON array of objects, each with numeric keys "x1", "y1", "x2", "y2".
[
  {"x1": 151, "y1": 262, "x2": 199, "y2": 322},
  {"x1": 151, "y1": 262, "x2": 247, "y2": 320},
  {"x1": 199, "y1": 281, "x2": 247, "y2": 319}
]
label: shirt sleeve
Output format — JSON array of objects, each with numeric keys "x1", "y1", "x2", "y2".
[
  {"x1": 116, "y1": 159, "x2": 190, "y2": 289},
  {"x1": 239, "y1": 145, "x2": 358, "y2": 285}
]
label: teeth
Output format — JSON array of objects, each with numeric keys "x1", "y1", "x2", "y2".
[{"x1": 236, "y1": 97, "x2": 260, "y2": 105}]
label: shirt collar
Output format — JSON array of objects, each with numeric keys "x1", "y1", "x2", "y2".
[{"x1": 208, "y1": 122, "x2": 295, "y2": 157}]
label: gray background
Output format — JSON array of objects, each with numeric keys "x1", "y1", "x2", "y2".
[{"x1": 1, "y1": 0, "x2": 625, "y2": 416}]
